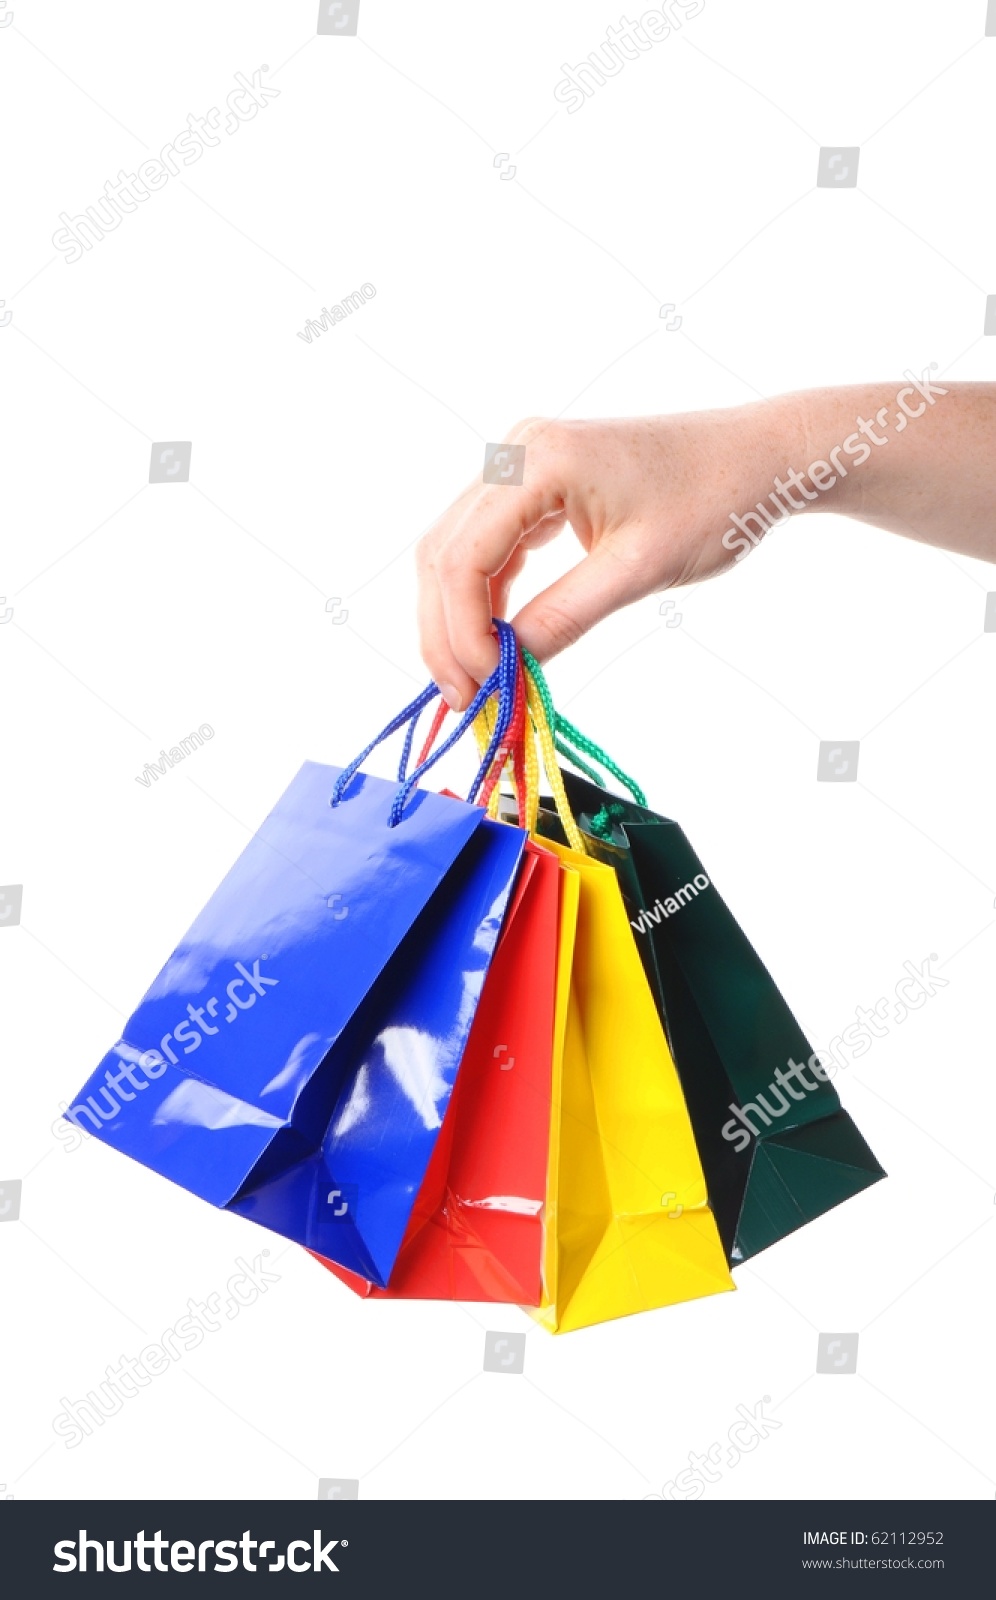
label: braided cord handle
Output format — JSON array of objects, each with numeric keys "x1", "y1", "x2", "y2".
[
  {"x1": 521, "y1": 649, "x2": 647, "y2": 809},
  {"x1": 331, "y1": 619, "x2": 520, "y2": 826},
  {"x1": 521, "y1": 660, "x2": 586, "y2": 854}
]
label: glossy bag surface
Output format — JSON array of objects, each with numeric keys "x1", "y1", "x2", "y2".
[
  {"x1": 314, "y1": 838, "x2": 563, "y2": 1302},
  {"x1": 536, "y1": 837, "x2": 734, "y2": 1334},
  {"x1": 69, "y1": 760, "x2": 525, "y2": 1281},
  {"x1": 547, "y1": 769, "x2": 885, "y2": 1265}
]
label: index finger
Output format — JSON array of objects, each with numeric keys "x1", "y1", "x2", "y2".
[{"x1": 417, "y1": 427, "x2": 561, "y2": 693}]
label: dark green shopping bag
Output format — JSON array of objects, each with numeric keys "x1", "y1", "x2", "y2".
[
  {"x1": 539, "y1": 766, "x2": 884, "y2": 1264},
  {"x1": 541, "y1": 761, "x2": 883, "y2": 1260},
  {"x1": 520, "y1": 646, "x2": 884, "y2": 1267}
]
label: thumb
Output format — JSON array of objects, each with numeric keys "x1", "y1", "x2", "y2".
[{"x1": 510, "y1": 544, "x2": 643, "y2": 662}]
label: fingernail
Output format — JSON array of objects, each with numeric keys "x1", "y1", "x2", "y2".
[{"x1": 440, "y1": 683, "x2": 463, "y2": 712}]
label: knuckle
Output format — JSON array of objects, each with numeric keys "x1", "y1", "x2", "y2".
[
  {"x1": 537, "y1": 602, "x2": 585, "y2": 655},
  {"x1": 433, "y1": 543, "x2": 463, "y2": 578},
  {"x1": 515, "y1": 487, "x2": 546, "y2": 525},
  {"x1": 414, "y1": 535, "x2": 437, "y2": 573},
  {"x1": 419, "y1": 640, "x2": 453, "y2": 680},
  {"x1": 501, "y1": 547, "x2": 528, "y2": 582},
  {"x1": 508, "y1": 415, "x2": 550, "y2": 446}
]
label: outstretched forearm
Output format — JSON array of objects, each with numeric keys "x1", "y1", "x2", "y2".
[{"x1": 784, "y1": 380, "x2": 996, "y2": 562}]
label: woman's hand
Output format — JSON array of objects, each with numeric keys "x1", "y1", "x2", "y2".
[
  {"x1": 416, "y1": 402, "x2": 800, "y2": 708},
  {"x1": 416, "y1": 383, "x2": 996, "y2": 709}
]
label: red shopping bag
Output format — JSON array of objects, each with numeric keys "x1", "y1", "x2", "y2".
[{"x1": 312, "y1": 836, "x2": 562, "y2": 1303}]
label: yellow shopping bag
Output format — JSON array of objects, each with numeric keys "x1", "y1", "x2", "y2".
[
  {"x1": 472, "y1": 658, "x2": 734, "y2": 1332},
  {"x1": 536, "y1": 836, "x2": 735, "y2": 1332}
]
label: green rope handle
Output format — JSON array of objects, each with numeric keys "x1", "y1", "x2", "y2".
[
  {"x1": 587, "y1": 801, "x2": 627, "y2": 840},
  {"x1": 553, "y1": 735, "x2": 605, "y2": 789},
  {"x1": 521, "y1": 649, "x2": 648, "y2": 815}
]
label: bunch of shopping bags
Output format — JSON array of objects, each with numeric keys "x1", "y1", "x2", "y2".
[{"x1": 69, "y1": 621, "x2": 884, "y2": 1332}]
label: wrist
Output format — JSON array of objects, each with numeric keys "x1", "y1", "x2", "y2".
[
  {"x1": 750, "y1": 391, "x2": 814, "y2": 514},
  {"x1": 716, "y1": 394, "x2": 813, "y2": 564},
  {"x1": 767, "y1": 382, "x2": 947, "y2": 522}
]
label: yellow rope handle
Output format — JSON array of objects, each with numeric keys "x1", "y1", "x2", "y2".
[
  {"x1": 470, "y1": 662, "x2": 582, "y2": 844},
  {"x1": 472, "y1": 689, "x2": 541, "y2": 828},
  {"x1": 523, "y1": 662, "x2": 586, "y2": 854},
  {"x1": 521, "y1": 698, "x2": 540, "y2": 834},
  {"x1": 471, "y1": 702, "x2": 504, "y2": 819}
]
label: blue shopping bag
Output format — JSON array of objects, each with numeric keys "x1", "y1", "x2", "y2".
[{"x1": 69, "y1": 631, "x2": 527, "y2": 1280}]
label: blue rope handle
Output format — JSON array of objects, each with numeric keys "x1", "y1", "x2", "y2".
[
  {"x1": 331, "y1": 619, "x2": 519, "y2": 827},
  {"x1": 396, "y1": 700, "x2": 427, "y2": 786},
  {"x1": 330, "y1": 681, "x2": 440, "y2": 809},
  {"x1": 396, "y1": 620, "x2": 519, "y2": 790},
  {"x1": 389, "y1": 620, "x2": 518, "y2": 826},
  {"x1": 466, "y1": 619, "x2": 517, "y2": 805}
]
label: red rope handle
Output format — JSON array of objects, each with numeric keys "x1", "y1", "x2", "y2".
[
  {"x1": 412, "y1": 657, "x2": 528, "y2": 828},
  {"x1": 415, "y1": 700, "x2": 449, "y2": 770},
  {"x1": 478, "y1": 656, "x2": 527, "y2": 823}
]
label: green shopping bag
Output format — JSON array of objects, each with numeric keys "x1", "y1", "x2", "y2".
[{"x1": 527, "y1": 659, "x2": 885, "y2": 1266}]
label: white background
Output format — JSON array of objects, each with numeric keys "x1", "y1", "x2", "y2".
[{"x1": 1, "y1": 0, "x2": 994, "y2": 1502}]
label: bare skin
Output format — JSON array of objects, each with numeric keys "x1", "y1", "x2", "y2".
[{"x1": 415, "y1": 381, "x2": 996, "y2": 708}]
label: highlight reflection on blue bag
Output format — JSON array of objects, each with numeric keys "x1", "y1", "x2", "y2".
[{"x1": 68, "y1": 632, "x2": 527, "y2": 1280}]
